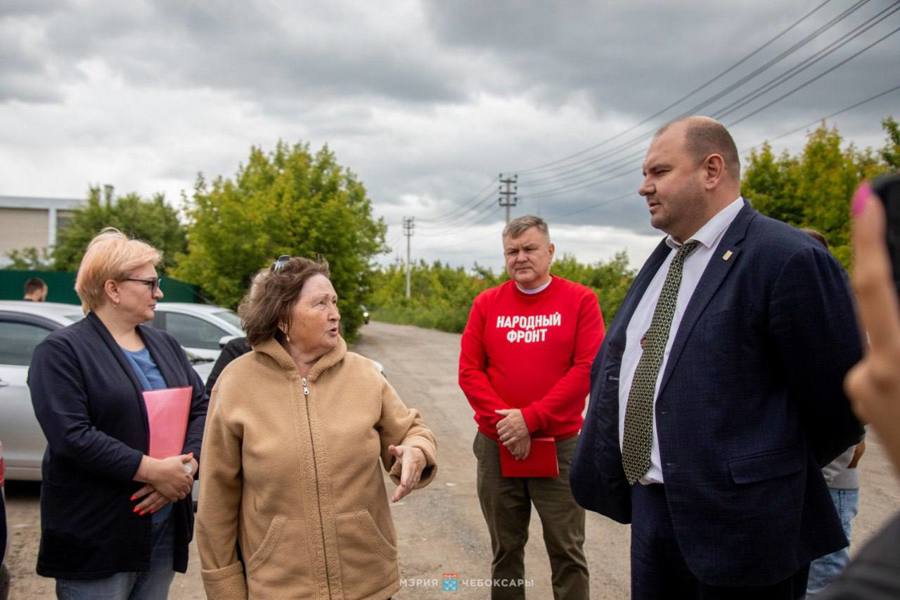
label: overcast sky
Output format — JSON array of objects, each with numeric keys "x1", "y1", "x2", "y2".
[{"x1": 2, "y1": 0, "x2": 898, "y2": 271}]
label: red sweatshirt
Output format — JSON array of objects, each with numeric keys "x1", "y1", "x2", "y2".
[{"x1": 458, "y1": 277, "x2": 605, "y2": 440}]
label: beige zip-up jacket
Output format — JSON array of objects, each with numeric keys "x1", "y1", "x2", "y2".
[{"x1": 197, "y1": 337, "x2": 436, "y2": 599}]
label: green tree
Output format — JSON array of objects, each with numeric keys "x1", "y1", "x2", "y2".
[
  {"x1": 368, "y1": 252, "x2": 634, "y2": 333},
  {"x1": 174, "y1": 141, "x2": 386, "y2": 339},
  {"x1": 881, "y1": 116, "x2": 899, "y2": 169},
  {"x1": 369, "y1": 261, "x2": 500, "y2": 332},
  {"x1": 52, "y1": 186, "x2": 187, "y2": 273},
  {"x1": 552, "y1": 251, "x2": 634, "y2": 324},
  {"x1": 4, "y1": 247, "x2": 53, "y2": 270},
  {"x1": 743, "y1": 118, "x2": 895, "y2": 268},
  {"x1": 742, "y1": 143, "x2": 802, "y2": 225}
]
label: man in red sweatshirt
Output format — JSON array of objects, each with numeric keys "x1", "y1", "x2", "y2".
[{"x1": 459, "y1": 215, "x2": 605, "y2": 600}]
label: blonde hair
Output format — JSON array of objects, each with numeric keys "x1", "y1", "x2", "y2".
[{"x1": 75, "y1": 227, "x2": 162, "y2": 312}]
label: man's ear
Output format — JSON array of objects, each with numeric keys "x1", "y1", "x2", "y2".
[{"x1": 703, "y1": 153, "x2": 726, "y2": 189}]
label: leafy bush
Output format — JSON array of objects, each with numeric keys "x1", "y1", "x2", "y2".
[{"x1": 369, "y1": 254, "x2": 635, "y2": 333}]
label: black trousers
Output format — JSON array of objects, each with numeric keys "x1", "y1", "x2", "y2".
[{"x1": 630, "y1": 483, "x2": 809, "y2": 600}]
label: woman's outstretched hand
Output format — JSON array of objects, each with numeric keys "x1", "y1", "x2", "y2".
[{"x1": 389, "y1": 444, "x2": 426, "y2": 502}]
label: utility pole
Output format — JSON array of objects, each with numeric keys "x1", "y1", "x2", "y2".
[
  {"x1": 498, "y1": 173, "x2": 518, "y2": 224},
  {"x1": 402, "y1": 216, "x2": 415, "y2": 299}
]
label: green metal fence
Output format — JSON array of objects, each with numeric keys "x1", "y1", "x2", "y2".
[{"x1": 0, "y1": 270, "x2": 202, "y2": 304}]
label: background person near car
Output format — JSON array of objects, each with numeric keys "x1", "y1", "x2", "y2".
[
  {"x1": 27, "y1": 228, "x2": 207, "y2": 600},
  {"x1": 22, "y1": 278, "x2": 47, "y2": 303},
  {"x1": 196, "y1": 256, "x2": 436, "y2": 599}
]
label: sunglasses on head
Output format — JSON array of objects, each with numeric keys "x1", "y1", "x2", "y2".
[{"x1": 271, "y1": 255, "x2": 291, "y2": 273}]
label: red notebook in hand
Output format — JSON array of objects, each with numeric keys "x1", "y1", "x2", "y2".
[
  {"x1": 142, "y1": 386, "x2": 191, "y2": 458},
  {"x1": 499, "y1": 437, "x2": 559, "y2": 478}
]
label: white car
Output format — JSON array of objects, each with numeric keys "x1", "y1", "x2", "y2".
[
  {"x1": 0, "y1": 301, "x2": 212, "y2": 481},
  {"x1": 151, "y1": 302, "x2": 244, "y2": 361}
]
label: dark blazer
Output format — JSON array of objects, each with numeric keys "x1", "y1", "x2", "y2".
[
  {"x1": 571, "y1": 202, "x2": 864, "y2": 587},
  {"x1": 203, "y1": 336, "x2": 251, "y2": 399},
  {"x1": 28, "y1": 312, "x2": 207, "y2": 579}
]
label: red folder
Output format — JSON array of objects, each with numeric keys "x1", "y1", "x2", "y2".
[
  {"x1": 142, "y1": 386, "x2": 191, "y2": 458},
  {"x1": 499, "y1": 437, "x2": 559, "y2": 478}
]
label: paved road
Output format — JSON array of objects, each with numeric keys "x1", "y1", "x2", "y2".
[{"x1": 5, "y1": 321, "x2": 900, "y2": 598}]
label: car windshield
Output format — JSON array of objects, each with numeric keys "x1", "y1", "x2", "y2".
[{"x1": 213, "y1": 309, "x2": 242, "y2": 331}]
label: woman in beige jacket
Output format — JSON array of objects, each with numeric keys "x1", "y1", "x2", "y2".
[{"x1": 196, "y1": 256, "x2": 437, "y2": 599}]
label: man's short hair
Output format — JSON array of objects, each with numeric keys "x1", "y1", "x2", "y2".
[
  {"x1": 502, "y1": 215, "x2": 550, "y2": 240},
  {"x1": 24, "y1": 277, "x2": 47, "y2": 295},
  {"x1": 657, "y1": 116, "x2": 740, "y2": 179}
]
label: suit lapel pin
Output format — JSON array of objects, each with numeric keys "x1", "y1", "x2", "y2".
[{"x1": 722, "y1": 250, "x2": 733, "y2": 261}]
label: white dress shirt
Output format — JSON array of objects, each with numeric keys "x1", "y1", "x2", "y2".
[{"x1": 619, "y1": 196, "x2": 744, "y2": 484}]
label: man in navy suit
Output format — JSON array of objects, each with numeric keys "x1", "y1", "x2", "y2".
[{"x1": 571, "y1": 116, "x2": 863, "y2": 599}]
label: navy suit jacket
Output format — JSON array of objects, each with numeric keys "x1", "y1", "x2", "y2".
[{"x1": 571, "y1": 202, "x2": 864, "y2": 586}]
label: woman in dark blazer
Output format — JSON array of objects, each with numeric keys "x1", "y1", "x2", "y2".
[{"x1": 28, "y1": 228, "x2": 207, "y2": 600}]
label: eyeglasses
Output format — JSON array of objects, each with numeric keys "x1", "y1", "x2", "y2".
[
  {"x1": 124, "y1": 277, "x2": 162, "y2": 291},
  {"x1": 271, "y1": 255, "x2": 291, "y2": 273}
]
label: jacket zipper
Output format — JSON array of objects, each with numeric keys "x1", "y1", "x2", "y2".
[{"x1": 302, "y1": 376, "x2": 332, "y2": 597}]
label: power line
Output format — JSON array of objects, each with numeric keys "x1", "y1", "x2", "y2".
[
  {"x1": 418, "y1": 197, "x2": 496, "y2": 229},
  {"x1": 411, "y1": 80, "x2": 899, "y2": 242},
  {"x1": 514, "y1": 14, "x2": 898, "y2": 203},
  {"x1": 745, "y1": 81, "x2": 900, "y2": 151},
  {"x1": 407, "y1": 3, "x2": 899, "y2": 241},
  {"x1": 554, "y1": 191, "x2": 638, "y2": 220},
  {"x1": 713, "y1": 3, "x2": 900, "y2": 122},
  {"x1": 521, "y1": 162, "x2": 639, "y2": 202},
  {"x1": 417, "y1": 177, "x2": 498, "y2": 225},
  {"x1": 556, "y1": 82, "x2": 900, "y2": 219},
  {"x1": 417, "y1": 195, "x2": 500, "y2": 231},
  {"x1": 416, "y1": 181, "x2": 499, "y2": 228},
  {"x1": 517, "y1": 0, "x2": 878, "y2": 189},
  {"x1": 519, "y1": 147, "x2": 647, "y2": 194},
  {"x1": 728, "y1": 24, "x2": 900, "y2": 128},
  {"x1": 677, "y1": 0, "x2": 876, "y2": 120},
  {"x1": 510, "y1": 0, "x2": 837, "y2": 176}
]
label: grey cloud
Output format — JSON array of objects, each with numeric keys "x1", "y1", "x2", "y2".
[
  {"x1": 421, "y1": 0, "x2": 900, "y2": 127},
  {"x1": 32, "y1": 1, "x2": 467, "y2": 109},
  {"x1": 3, "y1": 0, "x2": 898, "y2": 252},
  {"x1": 0, "y1": 15, "x2": 63, "y2": 102},
  {"x1": 0, "y1": 71, "x2": 61, "y2": 103},
  {"x1": 406, "y1": 0, "x2": 900, "y2": 232},
  {"x1": 0, "y1": 0, "x2": 68, "y2": 18}
]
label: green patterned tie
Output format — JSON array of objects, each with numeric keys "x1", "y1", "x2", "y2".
[{"x1": 622, "y1": 240, "x2": 700, "y2": 484}]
